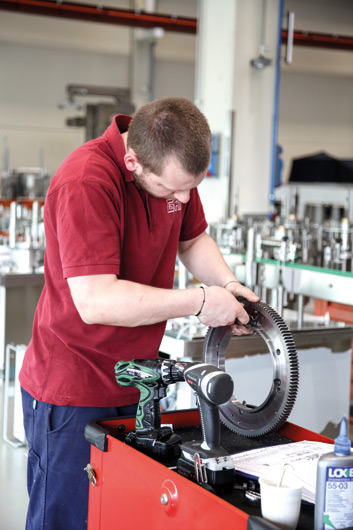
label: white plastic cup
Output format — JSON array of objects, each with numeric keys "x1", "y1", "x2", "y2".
[{"x1": 259, "y1": 474, "x2": 303, "y2": 530}]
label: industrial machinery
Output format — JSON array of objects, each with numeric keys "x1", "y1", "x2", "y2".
[
  {"x1": 209, "y1": 213, "x2": 353, "y2": 274},
  {"x1": 209, "y1": 176, "x2": 353, "y2": 278},
  {"x1": 0, "y1": 200, "x2": 45, "y2": 372},
  {"x1": 0, "y1": 199, "x2": 45, "y2": 273},
  {"x1": 0, "y1": 141, "x2": 46, "y2": 373},
  {"x1": 207, "y1": 206, "x2": 353, "y2": 327},
  {"x1": 0, "y1": 167, "x2": 50, "y2": 200},
  {"x1": 0, "y1": 137, "x2": 47, "y2": 273},
  {"x1": 59, "y1": 83, "x2": 135, "y2": 141},
  {"x1": 274, "y1": 182, "x2": 353, "y2": 225},
  {"x1": 1, "y1": 136, "x2": 50, "y2": 200}
]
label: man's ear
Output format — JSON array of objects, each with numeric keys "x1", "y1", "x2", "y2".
[{"x1": 124, "y1": 149, "x2": 141, "y2": 173}]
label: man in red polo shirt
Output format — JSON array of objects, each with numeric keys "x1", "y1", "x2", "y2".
[{"x1": 19, "y1": 97, "x2": 259, "y2": 530}]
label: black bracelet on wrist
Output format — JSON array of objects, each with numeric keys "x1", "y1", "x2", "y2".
[{"x1": 195, "y1": 286, "x2": 206, "y2": 317}]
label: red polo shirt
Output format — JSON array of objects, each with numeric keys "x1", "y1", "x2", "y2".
[{"x1": 19, "y1": 115, "x2": 208, "y2": 406}]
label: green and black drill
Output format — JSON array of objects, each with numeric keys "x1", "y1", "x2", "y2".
[
  {"x1": 115, "y1": 358, "x2": 236, "y2": 491},
  {"x1": 115, "y1": 358, "x2": 188, "y2": 460}
]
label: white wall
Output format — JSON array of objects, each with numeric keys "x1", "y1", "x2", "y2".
[
  {"x1": 0, "y1": 41, "x2": 130, "y2": 173},
  {"x1": 0, "y1": 0, "x2": 197, "y2": 174},
  {"x1": 278, "y1": 72, "x2": 353, "y2": 182},
  {"x1": 154, "y1": 58, "x2": 195, "y2": 100},
  {"x1": 278, "y1": 0, "x2": 353, "y2": 182},
  {"x1": 0, "y1": 39, "x2": 196, "y2": 173}
]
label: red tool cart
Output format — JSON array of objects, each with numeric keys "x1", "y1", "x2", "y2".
[{"x1": 85, "y1": 409, "x2": 332, "y2": 530}]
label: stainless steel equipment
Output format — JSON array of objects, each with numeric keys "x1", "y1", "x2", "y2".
[
  {"x1": 1, "y1": 136, "x2": 50, "y2": 199},
  {"x1": 0, "y1": 272, "x2": 44, "y2": 373},
  {"x1": 0, "y1": 168, "x2": 50, "y2": 199},
  {"x1": 0, "y1": 199, "x2": 45, "y2": 373},
  {"x1": 0, "y1": 199, "x2": 45, "y2": 273},
  {"x1": 207, "y1": 205, "x2": 353, "y2": 322},
  {"x1": 274, "y1": 183, "x2": 353, "y2": 224},
  {"x1": 210, "y1": 215, "x2": 353, "y2": 275}
]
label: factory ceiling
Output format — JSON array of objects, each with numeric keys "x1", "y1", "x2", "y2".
[{"x1": 0, "y1": 0, "x2": 352, "y2": 51}]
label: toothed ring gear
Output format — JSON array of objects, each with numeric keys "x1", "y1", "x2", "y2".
[{"x1": 202, "y1": 298, "x2": 299, "y2": 437}]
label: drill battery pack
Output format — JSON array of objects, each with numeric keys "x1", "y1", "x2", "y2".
[{"x1": 124, "y1": 426, "x2": 182, "y2": 460}]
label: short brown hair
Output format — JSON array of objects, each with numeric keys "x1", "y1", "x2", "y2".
[{"x1": 127, "y1": 97, "x2": 211, "y2": 177}]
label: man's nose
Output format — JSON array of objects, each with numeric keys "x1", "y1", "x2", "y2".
[{"x1": 174, "y1": 190, "x2": 190, "y2": 203}]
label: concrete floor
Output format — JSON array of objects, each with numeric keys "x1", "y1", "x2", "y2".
[{"x1": 1, "y1": 378, "x2": 353, "y2": 530}]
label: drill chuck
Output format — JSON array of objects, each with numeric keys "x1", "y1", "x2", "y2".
[{"x1": 160, "y1": 360, "x2": 188, "y2": 385}]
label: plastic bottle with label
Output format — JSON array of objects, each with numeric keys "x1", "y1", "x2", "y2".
[{"x1": 314, "y1": 417, "x2": 353, "y2": 530}]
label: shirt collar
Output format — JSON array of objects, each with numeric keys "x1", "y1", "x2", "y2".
[{"x1": 104, "y1": 114, "x2": 134, "y2": 183}]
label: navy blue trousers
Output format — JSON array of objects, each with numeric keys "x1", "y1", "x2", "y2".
[{"x1": 21, "y1": 387, "x2": 137, "y2": 530}]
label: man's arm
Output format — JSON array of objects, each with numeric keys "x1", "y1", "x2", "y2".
[
  {"x1": 67, "y1": 275, "x2": 201, "y2": 327},
  {"x1": 178, "y1": 231, "x2": 260, "y2": 326},
  {"x1": 67, "y1": 231, "x2": 259, "y2": 329},
  {"x1": 178, "y1": 231, "x2": 258, "y2": 297},
  {"x1": 67, "y1": 273, "x2": 250, "y2": 328}
]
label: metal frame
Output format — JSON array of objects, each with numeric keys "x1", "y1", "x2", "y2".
[{"x1": 2, "y1": 343, "x2": 26, "y2": 448}]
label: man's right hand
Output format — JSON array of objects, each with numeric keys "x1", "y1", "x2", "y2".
[{"x1": 197, "y1": 286, "x2": 252, "y2": 328}]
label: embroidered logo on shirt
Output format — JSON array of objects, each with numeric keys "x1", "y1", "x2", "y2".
[{"x1": 166, "y1": 199, "x2": 182, "y2": 213}]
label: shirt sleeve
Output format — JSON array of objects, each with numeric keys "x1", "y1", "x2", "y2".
[
  {"x1": 48, "y1": 180, "x2": 122, "y2": 279},
  {"x1": 179, "y1": 187, "x2": 208, "y2": 242}
]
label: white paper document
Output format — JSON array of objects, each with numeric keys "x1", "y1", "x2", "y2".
[{"x1": 231, "y1": 441, "x2": 336, "y2": 504}]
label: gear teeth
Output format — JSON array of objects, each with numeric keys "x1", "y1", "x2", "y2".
[{"x1": 202, "y1": 299, "x2": 300, "y2": 437}]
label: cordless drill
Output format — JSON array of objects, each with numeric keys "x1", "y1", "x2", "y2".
[
  {"x1": 115, "y1": 358, "x2": 187, "y2": 460},
  {"x1": 115, "y1": 358, "x2": 236, "y2": 491},
  {"x1": 177, "y1": 363, "x2": 236, "y2": 492}
]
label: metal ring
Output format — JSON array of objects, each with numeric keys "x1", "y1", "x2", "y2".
[{"x1": 202, "y1": 299, "x2": 299, "y2": 437}]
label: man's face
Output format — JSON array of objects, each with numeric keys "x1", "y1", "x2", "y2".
[{"x1": 126, "y1": 152, "x2": 206, "y2": 204}]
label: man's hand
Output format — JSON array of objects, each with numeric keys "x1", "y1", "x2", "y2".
[
  {"x1": 223, "y1": 280, "x2": 260, "y2": 302},
  {"x1": 224, "y1": 280, "x2": 260, "y2": 335},
  {"x1": 197, "y1": 281, "x2": 260, "y2": 333}
]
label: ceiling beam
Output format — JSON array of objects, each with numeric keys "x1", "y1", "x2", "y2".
[
  {"x1": 0, "y1": 0, "x2": 198, "y2": 34},
  {"x1": 281, "y1": 29, "x2": 353, "y2": 52}
]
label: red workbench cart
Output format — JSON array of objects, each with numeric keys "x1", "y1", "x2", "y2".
[{"x1": 85, "y1": 409, "x2": 332, "y2": 530}]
